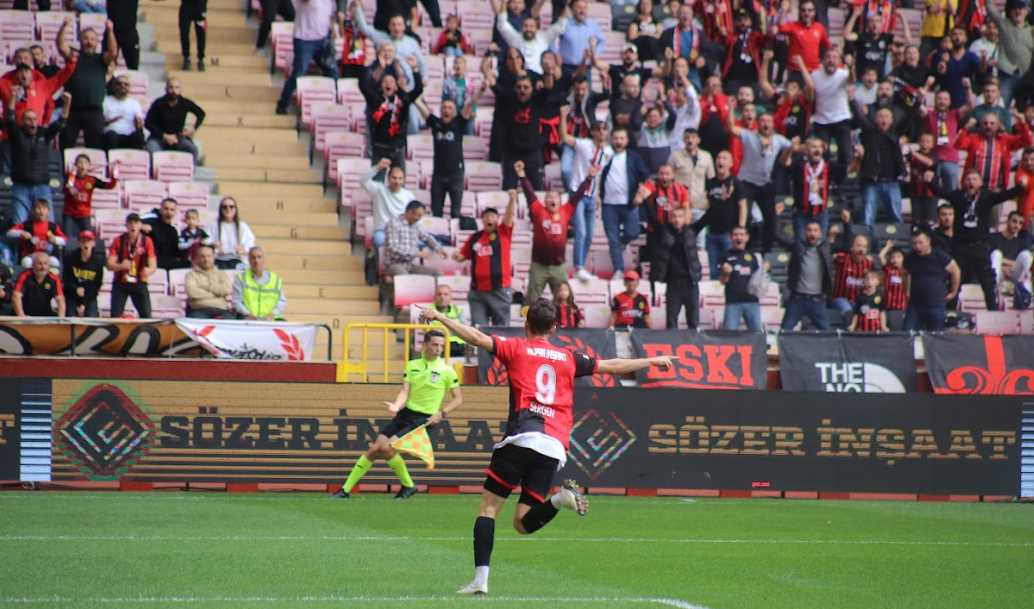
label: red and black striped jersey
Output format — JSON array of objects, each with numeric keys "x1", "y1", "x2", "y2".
[
  {"x1": 882, "y1": 266, "x2": 908, "y2": 310},
  {"x1": 852, "y1": 291, "x2": 885, "y2": 332},
  {"x1": 833, "y1": 253, "x2": 872, "y2": 302}
]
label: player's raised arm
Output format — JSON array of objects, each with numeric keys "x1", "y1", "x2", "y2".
[
  {"x1": 594, "y1": 355, "x2": 675, "y2": 375},
  {"x1": 419, "y1": 305, "x2": 495, "y2": 352}
]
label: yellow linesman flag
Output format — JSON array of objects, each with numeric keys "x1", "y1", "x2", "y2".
[{"x1": 391, "y1": 424, "x2": 435, "y2": 470}]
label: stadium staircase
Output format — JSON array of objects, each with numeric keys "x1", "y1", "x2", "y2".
[{"x1": 140, "y1": 0, "x2": 392, "y2": 362}]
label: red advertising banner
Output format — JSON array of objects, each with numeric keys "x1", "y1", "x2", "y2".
[
  {"x1": 924, "y1": 335, "x2": 1034, "y2": 395},
  {"x1": 628, "y1": 330, "x2": 768, "y2": 389}
]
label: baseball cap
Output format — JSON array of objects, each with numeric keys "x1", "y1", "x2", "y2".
[
  {"x1": 125, "y1": 212, "x2": 141, "y2": 223},
  {"x1": 623, "y1": 270, "x2": 640, "y2": 281},
  {"x1": 78, "y1": 230, "x2": 96, "y2": 242}
]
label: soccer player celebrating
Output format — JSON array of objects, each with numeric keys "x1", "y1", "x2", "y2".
[
  {"x1": 419, "y1": 299, "x2": 674, "y2": 596},
  {"x1": 333, "y1": 330, "x2": 462, "y2": 499}
]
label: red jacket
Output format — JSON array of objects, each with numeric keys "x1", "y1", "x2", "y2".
[
  {"x1": 63, "y1": 172, "x2": 119, "y2": 219},
  {"x1": 954, "y1": 122, "x2": 1033, "y2": 190},
  {"x1": 0, "y1": 61, "x2": 76, "y2": 138}
]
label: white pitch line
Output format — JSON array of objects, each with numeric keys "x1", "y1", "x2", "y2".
[
  {"x1": 0, "y1": 596, "x2": 708, "y2": 608},
  {"x1": 0, "y1": 534, "x2": 1030, "y2": 548}
]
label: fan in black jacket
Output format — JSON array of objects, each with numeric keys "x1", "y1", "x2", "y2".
[{"x1": 361, "y1": 61, "x2": 423, "y2": 168}]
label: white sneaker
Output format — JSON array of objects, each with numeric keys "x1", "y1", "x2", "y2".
[
  {"x1": 575, "y1": 268, "x2": 593, "y2": 283},
  {"x1": 554, "y1": 479, "x2": 589, "y2": 516},
  {"x1": 456, "y1": 581, "x2": 488, "y2": 595}
]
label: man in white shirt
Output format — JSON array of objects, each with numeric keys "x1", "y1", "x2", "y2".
[
  {"x1": 493, "y1": 0, "x2": 568, "y2": 75},
  {"x1": 600, "y1": 128, "x2": 651, "y2": 273},
  {"x1": 666, "y1": 73, "x2": 701, "y2": 152},
  {"x1": 102, "y1": 74, "x2": 145, "y2": 150},
  {"x1": 363, "y1": 158, "x2": 415, "y2": 248},
  {"x1": 560, "y1": 108, "x2": 614, "y2": 281},
  {"x1": 800, "y1": 48, "x2": 853, "y2": 185}
]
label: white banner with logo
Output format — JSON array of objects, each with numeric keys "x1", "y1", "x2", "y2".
[{"x1": 174, "y1": 319, "x2": 318, "y2": 361}]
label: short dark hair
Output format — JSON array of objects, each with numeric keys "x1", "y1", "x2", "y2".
[
  {"x1": 161, "y1": 197, "x2": 178, "y2": 206},
  {"x1": 425, "y1": 329, "x2": 446, "y2": 342},
  {"x1": 481, "y1": 207, "x2": 499, "y2": 217},
  {"x1": 1008, "y1": 211, "x2": 1024, "y2": 221},
  {"x1": 405, "y1": 200, "x2": 425, "y2": 213},
  {"x1": 572, "y1": 76, "x2": 589, "y2": 87},
  {"x1": 526, "y1": 299, "x2": 557, "y2": 335}
]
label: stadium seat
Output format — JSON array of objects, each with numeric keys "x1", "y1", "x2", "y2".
[
  {"x1": 113, "y1": 69, "x2": 150, "y2": 99},
  {"x1": 582, "y1": 304, "x2": 611, "y2": 328},
  {"x1": 323, "y1": 131, "x2": 366, "y2": 187},
  {"x1": 168, "y1": 267, "x2": 191, "y2": 297},
  {"x1": 295, "y1": 76, "x2": 337, "y2": 129},
  {"x1": 63, "y1": 147, "x2": 107, "y2": 177},
  {"x1": 336, "y1": 77, "x2": 364, "y2": 105},
  {"x1": 124, "y1": 180, "x2": 169, "y2": 211},
  {"x1": 975, "y1": 311, "x2": 1022, "y2": 335},
  {"x1": 408, "y1": 134, "x2": 435, "y2": 161},
  {"x1": 393, "y1": 274, "x2": 437, "y2": 308},
  {"x1": 78, "y1": 12, "x2": 105, "y2": 37},
  {"x1": 569, "y1": 276, "x2": 610, "y2": 305},
  {"x1": 0, "y1": 10, "x2": 35, "y2": 41},
  {"x1": 271, "y1": 21, "x2": 293, "y2": 74},
  {"x1": 435, "y1": 273, "x2": 470, "y2": 301},
  {"x1": 152, "y1": 151, "x2": 195, "y2": 182},
  {"x1": 462, "y1": 135, "x2": 488, "y2": 161},
  {"x1": 35, "y1": 11, "x2": 75, "y2": 44},
  {"x1": 168, "y1": 181, "x2": 210, "y2": 211},
  {"x1": 90, "y1": 184, "x2": 123, "y2": 211},
  {"x1": 107, "y1": 148, "x2": 151, "y2": 182},
  {"x1": 310, "y1": 102, "x2": 353, "y2": 163}
]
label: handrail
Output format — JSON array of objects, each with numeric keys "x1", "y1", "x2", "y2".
[{"x1": 337, "y1": 322, "x2": 452, "y2": 383}]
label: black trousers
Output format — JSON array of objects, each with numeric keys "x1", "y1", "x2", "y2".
[
  {"x1": 14, "y1": 0, "x2": 49, "y2": 9},
  {"x1": 158, "y1": 256, "x2": 191, "y2": 271},
  {"x1": 955, "y1": 240, "x2": 998, "y2": 310},
  {"x1": 111, "y1": 282, "x2": 152, "y2": 318},
  {"x1": 180, "y1": 0, "x2": 208, "y2": 59},
  {"x1": 187, "y1": 306, "x2": 236, "y2": 319},
  {"x1": 67, "y1": 293, "x2": 99, "y2": 318},
  {"x1": 811, "y1": 120, "x2": 853, "y2": 186},
  {"x1": 666, "y1": 279, "x2": 699, "y2": 329},
  {"x1": 740, "y1": 180, "x2": 778, "y2": 253},
  {"x1": 371, "y1": 142, "x2": 406, "y2": 171},
  {"x1": 502, "y1": 149, "x2": 544, "y2": 190},
  {"x1": 257, "y1": 0, "x2": 295, "y2": 48},
  {"x1": 112, "y1": 27, "x2": 140, "y2": 69},
  {"x1": 104, "y1": 130, "x2": 146, "y2": 151},
  {"x1": 61, "y1": 107, "x2": 105, "y2": 150},
  {"x1": 431, "y1": 170, "x2": 464, "y2": 218}
]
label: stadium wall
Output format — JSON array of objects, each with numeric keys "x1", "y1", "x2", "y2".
[{"x1": 0, "y1": 371, "x2": 1028, "y2": 499}]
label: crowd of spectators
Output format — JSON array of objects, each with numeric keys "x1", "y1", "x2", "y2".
[{"x1": 319, "y1": 0, "x2": 1034, "y2": 335}]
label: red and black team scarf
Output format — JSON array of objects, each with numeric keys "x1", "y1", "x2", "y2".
[{"x1": 372, "y1": 95, "x2": 403, "y2": 137}]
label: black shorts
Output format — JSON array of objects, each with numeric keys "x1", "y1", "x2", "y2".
[
  {"x1": 483, "y1": 443, "x2": 559, "y2": 506},
  {"x1": 379, "y1": 408, "x2": 430, "y2": 439}
]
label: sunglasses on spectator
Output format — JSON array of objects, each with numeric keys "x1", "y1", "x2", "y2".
[{"x1": 221, "y1": 204, "x2": 236, "y2": 209}]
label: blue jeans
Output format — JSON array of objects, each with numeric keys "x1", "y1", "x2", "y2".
[
  {"x1": 936, "y1": 160, "x2": 960, "y2": 192},
  {"x1": 999, "y1": 73, "x2": 1019, "y2": 109},
  {"x1": 831, "y1": 296, "x2": 854, "y2": 325},
  {"x1": 723, "y1": 302, "x2": 761, "y2": 331},
  {"x1": 11, "y1": 183, "x2": 53, "y2": 224},
  {"x1": 373, "y1": 229, "x2": 385, "y2": 248},
  {"x1": 572, "y1": 194, "x2": 595, "y2": 270},
  {"x1": 705, "y1": 232, "x2": 731, "y2": 278},
  {"x1": 781, "y1": 292, "x2": 830, "y2": 330},
  {"x1": 601, "y1": 204, "x2": 640, "y2": 273},
  {"x1": 861, "y1": 180, "x2": 902, "y2": 228},
  {"x1": 793, "y1": 211, "x2": 828, "y2": 244},
  {"x1": 560, "y1": 144, "x2": 575, "y2": 193},
  {"x1": 904, "y1": 303, "x2": 946, "y2": 331},
  {"x1": 277, "y1": 36, "x2": 338, "y2": 108}
]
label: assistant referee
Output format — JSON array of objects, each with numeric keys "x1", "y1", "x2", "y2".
[{"x1": 333, "y1": 330, "x2": 463, "y2": 499}]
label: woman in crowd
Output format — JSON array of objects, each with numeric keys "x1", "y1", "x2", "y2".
[{"x1": 208, "y1": 197, "x2": 255, "y2": 270}]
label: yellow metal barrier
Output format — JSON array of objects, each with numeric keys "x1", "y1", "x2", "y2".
[{"x1": 336, "y1": 323, "x2": 453, "y2": 383}]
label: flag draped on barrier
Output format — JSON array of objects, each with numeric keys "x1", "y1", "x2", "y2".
[
  {"x1": 477, "y1": 328, "x2": 618, "y2": 387},
  {"x1": 923, "y1": 334, "x2": 1034, "y2": 395},
  {"x1": 628, "y1": 330, "x2": 767, "y2": 389},
  {"x1": 779, "y1": 333, "x2": 916, "y2": 392},
  {"x1": 175, "y1": 320, "x2": 317, "y2": 361}
]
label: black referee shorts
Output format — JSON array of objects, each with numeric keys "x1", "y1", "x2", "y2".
[
  {"x1": 484, "y1": 444, "x2": 559, "y2": 506},
  {"x1": 379, "y1": 408, "x2": 430, "y2": 440}
]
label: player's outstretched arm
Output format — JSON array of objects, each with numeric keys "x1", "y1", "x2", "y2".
[
  {"x1": 418, "y1": 305, "x2": 495, "y2": 352},
  {"x1": 595, "y1": 355, "x2": 674, "y2": 375}
]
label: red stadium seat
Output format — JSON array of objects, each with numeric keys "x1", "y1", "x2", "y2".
[
  {"x1": 393, "y1": 274, "x2": 437, "y2": 308},
  {"x1": 152, "y1": 151, "x2": 195, "y2": 182},
  {"x1": 295, "y1": 76, "x2": 337, "y2": 128}
]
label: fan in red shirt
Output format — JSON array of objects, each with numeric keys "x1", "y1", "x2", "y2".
[
  {"x1": 455, "y1": 190, "x2": 516, "y2": 327},
  {"x1": 516, "y1": 159, "x2": 594, "y2": 303},
  {"x1": 878, "y1": 240, "x2": 908, "y2": 311},
  {"x1": 419, "y1": 299, "x2": 673, "y2": 596},
  {"x1": 954, "y1": 111, "x2": 1032, "y2": 191},
  {"x1": 0, "y1": 20, "x2": 76, "y2": 132},
  {"x1": 610, "y1": 270, "x2": 652, "y2": 328},
  {"x1": 848, "y1": 271, "x2": 888, "y2": 332},
  {"x1": 63, "y1": 154, "x2": 119, "y2": 240},
  {"x1": 778, "y1": 0, "x2": 831, "y2": 74},
  {"x1": 5, "y1": 199, "x2": 66, "y2": 267},
  {"x1": 832, "y1": 232, "x2": 874, "y2": 320}
]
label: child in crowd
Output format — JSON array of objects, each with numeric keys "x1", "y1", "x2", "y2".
[
  {"x1": 432, "y1": 15, "x2": 474, "y2": 56},
  {"x1": 554, "y1": 281, "x2": 583, "y2": 328},
  {"x1": 442, "y1": 55, "x2": 476, "y2": 135},
  {"x1": 63, "y1": 155, "x2": 118, "y2": 247},
  {"x1": 908, "y1": 133, "x2": 937, "y2": 228},
  {"x1": 6, "y1": 199, "x2": 65, "y2": 269},
  {"x1": 878, "y1": 240, "x2": 909, "y2": 313},
  {"x1": 849, "y1": 271, "x2": 888, "y2": 333},
  {"x1": 179, "y1": 209, "x2": 213, "y2": 261},
  {"x1": 609, "y1": 270, "x2": 651, "y2": 329}
]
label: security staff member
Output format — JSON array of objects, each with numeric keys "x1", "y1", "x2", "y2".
[
  {"x1": 334, "y1": 330, "x2": 463, "y2": 499},
  {"x1": 431, "y1": 283, "x2": 466, "y2": 357},
  {"x1": 231, "y1": 246, "x2": 286, "y2": 320}
]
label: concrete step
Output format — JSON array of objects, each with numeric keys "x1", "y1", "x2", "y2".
[
  {"x1": 240, "y1": 210, "x2": 339, "y2": 225},
  {"x1": 188, "y1": 100, "x2": 283, "y2": 114},
  {"x1": 233, "y1": 197, "x2": 335, "y2": 214},
  {"x1": 180, "y1": 84, "x2": 281, "y2": 103},
  {"x1": 167, "y1": 69, "x2": 274, "y2": 88},
  {"x1": 265, "y1": 253, "x2": 359, "y2": 270},
  {"x1": 201, "y1": 114, "x2": 296, "y2": 129},
  {"x1": 219, "y1": 182, "x2": 326, "y2": 201},
  {"x1": 199, "y1": 137, "x2": 305, "y2": 156},
  {"x1": 251, "y1": 224, "x2": 347, "y2": 241},
  {"x1": 284, "y1": 284, "x2": 378, "y2": 300},
  {"x1": 212, "y1": 167, "x2": 322, "y2": 184},
  {"x1": 200, "y1": 126, "x2": 298, "y2": 146},
  {"x1": 159, "y1": 40, "x2": 269, "y2": 58},
  {"x1": 153, "y1": 26, "x2": 256, "y2": 45},
  {"x1": 287, "y1": 298, "x2": 382, "y2": 316},
  {"x1": 205, "y1": 151, "x2": 311, "y2": 170},
  {"x1": 260, "y1": 238, "x2": 351, "y2": 256},
  {"x1": 142, "y1": 7, "x2": 254, "y2": 28},
  {"x1": 275, "y1": 269, "x2": 365, "y2": 286}
]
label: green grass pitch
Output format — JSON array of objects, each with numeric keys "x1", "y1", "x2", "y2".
[{"x1": 0, "y1": 491, "x2": 1031, "y2": 609}]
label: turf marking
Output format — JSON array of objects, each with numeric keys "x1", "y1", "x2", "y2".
[
  {"x1": 0, "y1": 534, "x2": 1030, "y2": 548},
  {"x1": 0, "y1": 595, "x2": 708, "y2": 608}
]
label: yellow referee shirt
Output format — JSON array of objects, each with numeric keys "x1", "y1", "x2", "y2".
[{"x1": 403, "y1": 356, "x2": 460, "y2": 415}]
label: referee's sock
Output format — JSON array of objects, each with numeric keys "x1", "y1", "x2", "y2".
[
  {"x1": 342, "y1": 455, "x2": 373, "y2": 493},
  {"x1": 473, "y1": 516, "x2": 495, "y2": 585},
  {"x1": 519, "y1": 500, "x2": 560, "y2": 534},
  {"x1": 387, "y1": 454, "x2": 414, "y2": 488}
]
